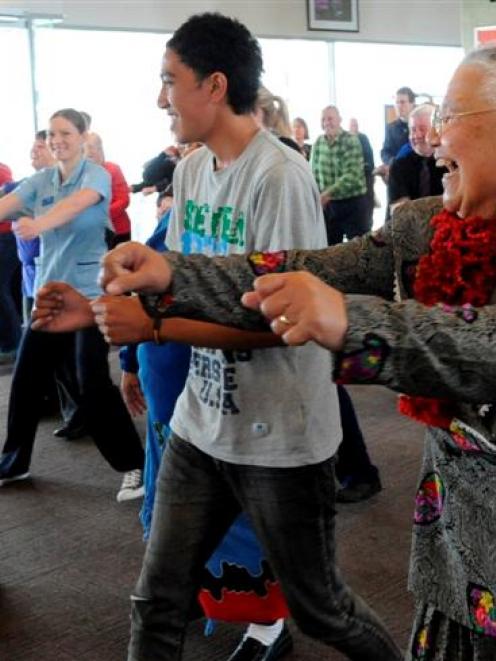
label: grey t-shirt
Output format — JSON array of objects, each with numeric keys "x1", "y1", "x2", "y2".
[{"x1": 167, "y1": 130, "x2": 341, "y2": 467}]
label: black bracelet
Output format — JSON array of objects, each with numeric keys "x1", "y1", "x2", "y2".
[{"x1": 152, "y1": 317, "x2": 163, "y2": 345}]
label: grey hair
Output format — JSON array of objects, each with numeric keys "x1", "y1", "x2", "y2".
[
  {"x1": 460, "y1": 44, "x2": 496, "y2": 102},
  {"x1": 409, "y1": 103, "x2": 435, "y2": 122}
]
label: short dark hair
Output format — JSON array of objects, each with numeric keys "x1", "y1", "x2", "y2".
[
  {"x1": 396, "y1": 87, "x2": 416, "y2": 103},
  {"x1": 35, "y1": 129, "x2": 47, "y2": 141},
  {"x1": 167, "y1": 13, "x2": 263, "y2": 115},
  {"x1": 50, "y1": 108, "x2": 87, "y2": 134}
]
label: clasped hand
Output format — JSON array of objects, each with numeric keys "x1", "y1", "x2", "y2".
[
  {"x1": 12, "y1": 216, "x2": 40, "y2": 240},
  {"x1": 32, "y1": 241, "x2": 174, "y2": 342},
  {"x1": 31, "y1": 282, "x2": 153, "y2": 345},
  {"x1": 242, "y1": 272, "x2": 348, "y2": 351}
]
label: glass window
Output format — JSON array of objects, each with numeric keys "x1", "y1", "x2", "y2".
[
  {"x1": 34, "y1": 27, "x2": 172, "y2": 240},
  {"x1": 34, "y1": 28, "x2": 171, "y2": 181},
  {"x1": 0, "y1": 26, "x2": 35, "y2": 180},
  {"x1": 260, "y1": 38, "x2": 332, "y2": 142},
  {"x1": 16, "y1": 28, "x2": 465, "y2": 236}
]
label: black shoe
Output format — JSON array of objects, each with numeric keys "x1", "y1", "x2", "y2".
[
  {"x1": 227, "y1": 625, "x2": 293, "y2": 661},
  {"x1": 53, "y1": 424, "x2": 88, "y2": 440},
  {"x1": 336, "y1": 477, "x2": 382, "y2": 504}
]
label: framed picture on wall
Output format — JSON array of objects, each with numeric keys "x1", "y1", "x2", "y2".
[{"x1": 307, "y1": 0, "x2": 358, "y2": 32}]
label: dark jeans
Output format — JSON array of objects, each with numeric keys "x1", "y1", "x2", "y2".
[
  {"x1": 324, "y1": 194, "x2": 369, "y2": 246},
  {"x1": 1, "y1": 326, "x2": 144, "y2": 472},
  {"x1": 53, "y1": 339, "x2": 85, "y2": 427},
  {"x1": 335, "y1": 385, "x2": 380, "y2": 486},
  {"x1": 22, "y1": 296, "x2": 80, "y2": 423},
  {"x1": 128, "y1": 436, "x2": 402, "y2": 661},
  {"x1": 0, "y1": 232, "x2": 22, "y2": 352}
]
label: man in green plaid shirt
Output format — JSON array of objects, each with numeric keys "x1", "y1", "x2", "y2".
[{"x1": 311, "y1": 105, "x2": 369, "y2": 245}]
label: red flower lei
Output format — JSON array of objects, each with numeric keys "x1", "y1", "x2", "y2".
[{"x1": 398, "y1": 208, "x2": 496, "y2": 428}]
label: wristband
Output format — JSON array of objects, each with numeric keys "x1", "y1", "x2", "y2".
[{"x1": 152, "y1": 317, "x2": 163, "y2": 345}]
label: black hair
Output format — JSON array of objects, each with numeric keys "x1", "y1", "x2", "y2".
[
  {"x1": 167, "y1": 13, "x2": 263, "y2": 115},
  {"x1": 50, "y1": 108, "x2": 87, "y2": 134},
  {"x1": 35, "y1": 129, "x2": 47, "y2": 141},
  {"x1": 396, "y1": 87, "x2": 416, "y2": 103}
]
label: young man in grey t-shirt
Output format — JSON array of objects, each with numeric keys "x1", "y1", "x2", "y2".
[{"x1": 123, "y1": 14, "x2": 402, "y2": 661}]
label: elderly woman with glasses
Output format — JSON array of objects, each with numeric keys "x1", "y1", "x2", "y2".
[{"x1": 35, "y1": 45, "x2": 496, "y2": 659}]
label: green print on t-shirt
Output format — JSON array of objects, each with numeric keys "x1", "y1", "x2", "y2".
[{"x1": 184, "y1": 199, "x2": 245, "y2": 247}]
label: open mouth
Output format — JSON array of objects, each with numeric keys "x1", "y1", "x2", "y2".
[{"x1": 436, "y1": 158, "x2": 458, "y2": 175}]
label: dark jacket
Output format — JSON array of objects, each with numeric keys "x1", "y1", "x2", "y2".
[
  {"x1": 388, "y1": 152, "x2": 445, "y2": 208},
  {"x1": 380, "y1": 118, "x2": 409, "y2": 164}
]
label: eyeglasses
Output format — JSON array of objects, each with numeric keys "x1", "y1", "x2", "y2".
[{"x1": 432, "y1": 106, "x2": 496, "y2": 134}]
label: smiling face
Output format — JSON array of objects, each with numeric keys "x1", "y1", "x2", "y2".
[
  {"x1": 409, "y1": 112, "x2": 434, "y2": 157},
  {"x1": 30, "y1": 138, "x2": 55, "y2": 171},
  {"x1": 157, "y1": 48, "x2": 218, "y2": 145},
  {"x1": 431, "y1": 64, "x2": 496, "y2": 219},
  {"x1": 48, "y1": 116, "x2": 86, "y2": 165},
  {"x1": 321, "y1": 107, "x2": 341, "y2": 139}
]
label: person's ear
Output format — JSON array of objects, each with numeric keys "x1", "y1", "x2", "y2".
[{"x1": 209, "y1": 72, "x2": 228, "y2": 103}]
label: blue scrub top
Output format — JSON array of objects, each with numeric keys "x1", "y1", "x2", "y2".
[{"x1": 14, "y1": 158, "x2": 110, "y2": 297}]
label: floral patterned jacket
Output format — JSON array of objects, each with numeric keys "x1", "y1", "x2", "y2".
[{"x1": 144, "y1": 195, "x2": 496, "y2": 453}]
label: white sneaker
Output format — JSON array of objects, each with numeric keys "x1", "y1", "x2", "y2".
[
  {"x1": 0, "y1": 470, "x2": 30, "y2": 487},
  {"x1": 116, "y1": 469, "x2": 144, "y2": 502}
]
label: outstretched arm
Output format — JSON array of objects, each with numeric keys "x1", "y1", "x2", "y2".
[
  {"x1": 98, "y1": 224, "x2": 397, "y2": 334},
  {"x1": 13, "y1": 189, "x2": 101, "y2": 240},
  {"x1": 91, "y1": 295, "x2": 281, "y2": 349},
  {"x1": 0, "y1": 191, "x2": 23, "y2": 221},
  {"x1": 244, "y1": 270, "x2": 496, "y2": 405},
  {"x1": 32, "y1": 284, "x2": 280, "y2": 351}
]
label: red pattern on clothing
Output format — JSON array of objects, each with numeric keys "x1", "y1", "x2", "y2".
[
  {"x1": 399, "y1": 209, "x2": 496, "y2": 428},
  {"x1": 198, "y1": 581, "x2": 289, "y2": 622}
]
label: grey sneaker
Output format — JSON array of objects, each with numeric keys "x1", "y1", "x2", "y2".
[{"x1": 116, "y1": 469, "x2": 144, "y2": 502}]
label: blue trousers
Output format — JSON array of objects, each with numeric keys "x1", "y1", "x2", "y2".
[
  {"x1": 136, "y1": 340, "x2": 191, "y2": 539},
  {"x1": 128, "y1": 435, "x2": 402, "y2": 661}
]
